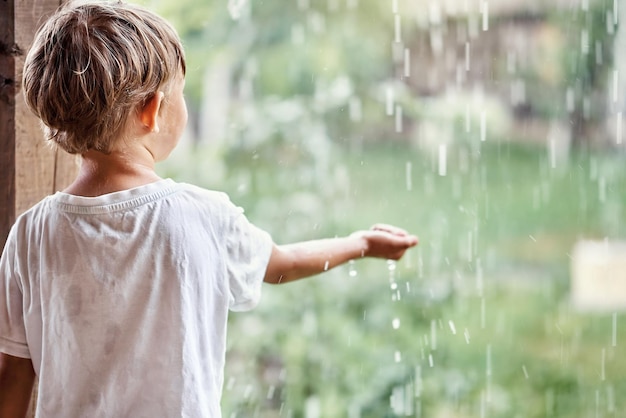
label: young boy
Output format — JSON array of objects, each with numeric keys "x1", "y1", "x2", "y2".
[{"x1": 0, "y1": 1, "x2": 418, "y2": 417}]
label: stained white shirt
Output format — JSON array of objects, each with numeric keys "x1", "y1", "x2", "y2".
[{"x1": 0, "y1": 179, "x2": 273, "y2": 417}]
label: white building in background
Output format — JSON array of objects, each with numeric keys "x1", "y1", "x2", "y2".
[{"x1": 571, "y1": 240, "x2": 626, "y2": 312}]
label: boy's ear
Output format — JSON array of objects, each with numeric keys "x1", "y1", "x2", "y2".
[{"x1": 139, "y1": 92, "x2": 165, "y2": 133}]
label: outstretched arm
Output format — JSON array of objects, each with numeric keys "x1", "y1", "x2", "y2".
[
  {"x1": 263, "y1": 224, "x2": 418, "y2": 284},
  {"x1": 0, "y1": 353, "x2": 35, "y2": 418}
]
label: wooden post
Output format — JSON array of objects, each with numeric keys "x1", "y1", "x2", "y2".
[
  {"x1": 1, "y1": 1, "x2": 77, "y2": 239},
  {"x1": 1, "y1": 0, "x2": 76, "y2": 416},
  {"x1": 0, "y1": 0, "x2": 18, "y2": 247}
]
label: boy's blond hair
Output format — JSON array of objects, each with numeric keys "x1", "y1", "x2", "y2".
[{"x1": 22, "y1": 1, "x2": 186, "y2": 154}]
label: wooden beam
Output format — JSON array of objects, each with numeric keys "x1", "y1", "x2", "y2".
[
  {"x1": 0, "y1": 0, "x2": 17, "y2": 248},
  {"x1": 1, "y1": 0, "x2": 76, "y2": 245},
  {"x1": 2, "y1": 0, "x2": 74, "y2": 414},
  {"x1": 15, "y1": 0, "x2": 72, "y2": 217}
]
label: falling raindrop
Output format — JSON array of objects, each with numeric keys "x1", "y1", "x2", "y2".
[
  {"x1": 596, "y1": 40, "x2": 604, "y2": 64},
  {"x1": 511, "y1": 79, "x2": 526, "y2": 106},
  {"x1": 608, "y1": 385, "x2": 615, "y2": 412},
  {"x1": 612, "y1": 312, "x2": 618, "y2": 347},
  {"x1": 392, "y1": 318, "x2": 401, "y2": 329},
  {"x1": 581, "y1": 29, "x2": 589, "y2": 55},
  {"x1": 613, "y1": 70, "x2": 619, "y2": 102},
  {"x1": 583, "y1": 96, "x2": 591, "y2": 119},
  {"x1": 438, "y1": 144, "x2": 447, "y2": 176},
  {"x1": 507, "y1": 51, "x2": 517, "y2": 74},
  {"x1": 404, "y1": 48, "x2": 411, "y2": 77},
  {"x1": 481, "y1": 297, "x2": 486, "y2": 329},
  {"x1": 395, "y1": 105, "x2": 403, "y2": 132},
  {"x1": 431, "y1": 320, "x2": 437, "y2": 350},
  {"x1": 480, "y1": 111, "x2": 486, "y2": 141},
  {"x1": 267, "y1": 385, "x2": 276, "y2": 400},
  {"x1": 348, "y1": 260, "x2": 357, "y2": 277},
  {"x1": 405, "y1": 161, "x2": 413, "y2": 191},
  {"x1": 394, "y1": 15, "x2": 401, "y2": 43},
  {"x1": 476, "y1": 258, "x2": 484, "y2": 295},
  {"x1": 349, "y1": 96, "x2": 362, "y2": 122},
  {"x1": 386, "y1": 87, "x2": 394, "y2": 116},
  {"x1": 227, "y1": 0, "x2": 248, "y2": 20},
  {"x1": 481, "y1": 1, "x2": 489, "y2": 31},
  {"x1": 566, "y1": 87, "x2": 575, "y2": 113},
  {"x1": 480, "y1": 390, "x2": 486, "y2": 418},
  {"x1": 607, "y1": 10, "x2": 615, "y2": 34},
  {"x1": 486, "y1": 344, "x2": 492, "y2": 377},
  {"x1": 448, "y1": 320, "x2": 457, "y2": 335},
  {"x1": 617, "y1": 112, "x2": 623, "y2": 144},
  {"x1": 601, "y1": 348, "x2": 606, "y2": 381}
]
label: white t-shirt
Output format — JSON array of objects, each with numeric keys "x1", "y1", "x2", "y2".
[{"x1": 0, "y1": 179, "x2": 273, "y2": 418}]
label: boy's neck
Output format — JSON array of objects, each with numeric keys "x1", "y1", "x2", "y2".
[{"x1": 63, "y1": 149, "x2": 162, "y2": 197}]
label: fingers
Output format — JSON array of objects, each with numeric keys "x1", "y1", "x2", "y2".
[
  {"x1": 371, "y1": 223, "x2": 408, "y2": 236},
  {"x1": 371, "y1": 224, "x2": 418, "y2": 247}
]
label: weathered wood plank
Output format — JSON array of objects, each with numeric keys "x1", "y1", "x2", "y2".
[
  {"x1": 6, "y1": 1, "x2": 71, "y2": 416},
  {"x1": 15, "y1": 0, "x2": 65, "y2": 216},
  {"x1": 0, "y1": 0, "x2": 17, "y2": 248}
]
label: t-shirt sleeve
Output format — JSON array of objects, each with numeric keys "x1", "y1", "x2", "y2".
[
  {"x1": 223, "y1": 201, "x2": 274, "y2": 312},
  {"x1": 0, "y1": 228, "x2": 31, "y2": 358}
]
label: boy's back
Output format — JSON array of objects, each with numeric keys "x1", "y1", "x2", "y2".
[{"x1": 2, "y1": 180, "x2": 272, "y2": 416}]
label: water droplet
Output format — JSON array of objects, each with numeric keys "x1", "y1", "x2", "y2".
[
  {"x1": 481, "y1": 1, "x2": 489, "y2": 31},
  {"x1": 405, "y1": 161, "x2": 413, "y2": 191},
  {"x1": 386, "y1": 87, "x2": 394, "y2": 116},
  {"x1": 612, "y1": 312, "x2": 618, "y2": 347},
  {"x1": 348, "y1": 260, "x2": 357, "y2": 277},
  {"x1": 438, "y1": 144, "x2": 447, "y2": 176}
]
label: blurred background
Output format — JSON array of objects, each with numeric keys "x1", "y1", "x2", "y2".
[{"x1": 136, "y1": 0, "x2": 626, "y2": 416}]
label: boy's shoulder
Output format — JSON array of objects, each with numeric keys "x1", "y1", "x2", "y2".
[{"x1": 176, "y1": 182, "x2": 239, "y2": 210}]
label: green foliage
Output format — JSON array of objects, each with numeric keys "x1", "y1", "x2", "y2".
[
  {"x1": 545, "y1": 0, "x2": 618, "y2": 130},
  {"x1": 159, "y1": 139, "x2": 626, "y2": 417},
  {"x1": 142, "y1": 0, "x2": 626, "y2": 415}
]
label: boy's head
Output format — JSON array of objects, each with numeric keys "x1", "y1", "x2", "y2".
[{"x1": 23, "y1": 0, "x2": 186, "y2": 154}]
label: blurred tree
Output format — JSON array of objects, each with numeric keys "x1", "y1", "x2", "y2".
[{"x1": 553, "y1": 0, "x2": 617, "y2": 148}]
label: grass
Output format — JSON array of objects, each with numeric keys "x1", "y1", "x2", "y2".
[{"x1": 159, "y1": 139, "x2": 626, "y2": 417}]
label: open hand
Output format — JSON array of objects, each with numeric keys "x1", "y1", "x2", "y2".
[{"x1": 352, "y1": 223, "x2": 418, "y2": 260}]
